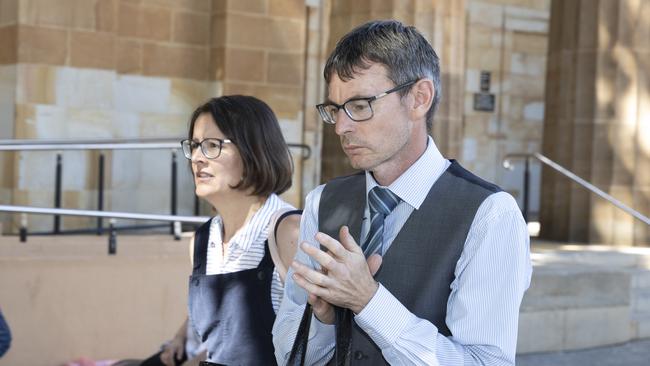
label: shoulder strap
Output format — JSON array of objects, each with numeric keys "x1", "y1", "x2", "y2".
[{"x1": 267, "y1": 208, "x2": 302, "y2": 282}]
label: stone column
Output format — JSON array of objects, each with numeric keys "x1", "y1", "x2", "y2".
[
  {"x1": 211, "y1": 0, "x2": 308, "y2": 206},
  {"x1": 0, "y1": 0, "x2": 18, "y2": 233},
  {"x1": 302, "y1": 0, "x2": 332, "y2": 199},
  {"x1": 540, "y1": 0, "x2": 650, "y2": 246},
  {"x1": 462, "y1": 0, "x2": 549, "y2": 215},
  {"x1": 321, "y1": 0, "x2": 466, "y2": 182}
]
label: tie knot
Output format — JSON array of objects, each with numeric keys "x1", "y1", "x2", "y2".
[{"x1": 368, "y1": 187, "x2": 401, "y2": 216}]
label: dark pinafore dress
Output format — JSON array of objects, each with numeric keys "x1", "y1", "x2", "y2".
[{"x1": 188, "y1": 219, "x2": 277, "y2": 366}]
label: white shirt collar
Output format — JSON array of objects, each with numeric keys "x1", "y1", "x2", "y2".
[
  {"x1": 365, "y1": 136, "x2": 448, "y2": 210},
  {"x1": 210, "y1": 193, "x2": 286, "y2": 251}
]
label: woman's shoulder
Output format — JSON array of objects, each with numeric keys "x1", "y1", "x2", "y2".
[
  {"x1": 271, "y1": 217, "x2": 300, "y2": 282},
  {"x1": 275, "y1": 212, "x2": 300, "y2": 239}
]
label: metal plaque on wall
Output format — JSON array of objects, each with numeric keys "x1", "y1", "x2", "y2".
[{"x1": 473, "y1": 93, "x2": 495, "y2": 112}]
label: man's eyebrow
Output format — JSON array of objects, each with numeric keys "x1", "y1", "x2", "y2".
[{"x1": 324, "y1": 94, "x2": 371, "y2": 105}]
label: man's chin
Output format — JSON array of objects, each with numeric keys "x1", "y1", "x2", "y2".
[{"x1": 348, "y1": 157, "x2": 374, "y2": 171}]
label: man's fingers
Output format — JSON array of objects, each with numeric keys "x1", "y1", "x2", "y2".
[
  {"x1": 292, "y1": 258, "x2": 332, "y2": 286},
  {"x1": 292, "y1": 270, "x2": 327, "y2": 298},
  {"x1": 314, "y1": 232, "x2": 346, "y2": 258},
  {"x1": 338, "y1": 226, "x2": 362, "y2": 254},
  {"x1": 367, "y1": 254, "x2": 383, "y2": 275},
  {"x1": 300, "y1": 242, "x2": 337, "y2": 271}
]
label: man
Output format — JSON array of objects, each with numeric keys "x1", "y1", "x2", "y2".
[{"x1": 273, "y1": 20, "x2": 531, "y2": 365}]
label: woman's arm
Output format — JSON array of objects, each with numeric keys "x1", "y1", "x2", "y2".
[
  {"x1": 275, "y1": 213, "x2": 301, "y2": 274},
  {"x1": 269, "y1": 212, "x2": 301, "y2": 283}
]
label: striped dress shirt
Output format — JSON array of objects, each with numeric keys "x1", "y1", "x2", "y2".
[
  {"x1": 205, "y1": 193, "x2": 293, "y2": 312},
  {"x1": 273, "y1": 137, "x2": 532, "y2": 365}
]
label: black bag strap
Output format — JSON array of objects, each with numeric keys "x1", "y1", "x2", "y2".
[
  {"x1": 286, "y1": 304, "x2": 352, "y2": 365},
  {"x1": 334, "y1": 306, "x2": 352, "y2": 365},
  {"x1": 287, "y1": 303, "x2": 313, "y2": 366}
]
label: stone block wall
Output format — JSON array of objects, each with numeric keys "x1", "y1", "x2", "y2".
[
  {"x1": 319, "y1": 0, "x2": 551, "y2": 218},
  {"x1": 463, "y1": 0, "x2": 549, "y2": 217},
  {"x1": 0, "y1": 0, "x2": 310, "y2": 233},
  {"x1": 2, "y1": 0, "x2": 646, "y2": 245},
  {"x1": 321, "y1": 0, "x2": 468, "y2": 182}
]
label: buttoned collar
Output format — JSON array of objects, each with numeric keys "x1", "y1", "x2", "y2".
[{"x1": 365, "y1": 136, "x2": 448, "y2": 210}]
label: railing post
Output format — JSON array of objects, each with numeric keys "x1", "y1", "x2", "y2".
[
  {"x1": 523, "y1": 158, "x2": 530, "y2": 223},
  {"x1": 171, "y1": 150, "x2": 178, "y2": 235},
  {"x1": 19, "y1": 213, "x2": 27, "y2": 242},
  {"x1": 173, "y1": 221, "x2": 181, "y2": 241},
  {"x1": 54, "y1": 153, "x2": 62, "y2": 234},
  {"x1": 97, "y1": 153, "x2": 105, "y2": 235},
  {"x1": 108, "y1": 218, "x2": 117, "y2": 255}
]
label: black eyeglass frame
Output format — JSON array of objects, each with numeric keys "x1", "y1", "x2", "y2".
[
  {"x1": 180, "y1": 138, "x2": 233, "y2": 160},
  {"x1": 316, "y1": 79, "x2": 418, "y2": 124}
]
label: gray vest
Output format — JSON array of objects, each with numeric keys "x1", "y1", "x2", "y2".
[{"x1": 318, "y1": 160, "x2": 501, "y2": 364}]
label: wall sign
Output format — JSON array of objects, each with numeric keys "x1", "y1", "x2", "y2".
[{"x1": 474, "y1": 71, "x2": 496, "y2": 112}]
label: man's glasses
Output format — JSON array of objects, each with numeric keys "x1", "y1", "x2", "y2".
[
  {"x1": 316, "y1": 80, "x2": 417, "y2": 124},
  {"x1": 180, "y1": 138, "x2": 233, "y2": 159}
]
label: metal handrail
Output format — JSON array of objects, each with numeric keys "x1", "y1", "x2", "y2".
[
  {"x1": 0, "y1": 204, "x2": 211, "y2": 252},
  {"x1": 503, "y1": 152, "x2": 650, "y2": 226},
  {"x1": 0, "y1": 142, "x2": 180, "y2": 151},
  {"x1": 0, "y1": 138, "x2": 312, "y2": 159},
  {"x1": 0, "y1": 205, "x2": 210, "y2": 224}
]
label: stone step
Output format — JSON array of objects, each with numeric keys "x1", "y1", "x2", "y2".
[
  {"x1": 632, "y1": 270, "x2": 650, "y2": 290},
  {"x1": 631, "y1": 290, "x2": 650, "y2": 316},
  {"x1": 521, "y1": 268, "x2": 630, "y2": 311},
  {"x1": 517, "y1": 306, "x2": 632, "y2": 354},
  {"x1": 517, "y1": 244, "x2": 650, "y2": 355}
]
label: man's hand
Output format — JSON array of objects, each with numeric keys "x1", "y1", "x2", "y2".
[{"x1": 292, "y1": 226, "x2": 383, "y2": 316}]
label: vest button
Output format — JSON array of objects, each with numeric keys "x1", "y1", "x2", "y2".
[
  {"x1": 257, "y1": 271, "x2": 265, "y2": 280},
  {"x1": 354, "y1": 350, "x2": 365, "y2": 360},
  {"x1": 193, "y1": 278, "x2": 200, "y2": 286}
]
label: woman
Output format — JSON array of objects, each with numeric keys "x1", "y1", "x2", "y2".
[{"x1": 181, "y1": 96, "x2": 301, "y2": 366}]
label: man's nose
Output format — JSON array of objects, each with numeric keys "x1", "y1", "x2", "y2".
[{"x1": 334, "y1": 109, "x2": 355, "y2": 136}]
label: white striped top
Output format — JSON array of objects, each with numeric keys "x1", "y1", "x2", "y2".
[
  {"x1": 205, "y1": 193, "x2": 293, "y2": 312},
  {"x1": 273, "y1": 136, "x2": 532, "y2": 365}
]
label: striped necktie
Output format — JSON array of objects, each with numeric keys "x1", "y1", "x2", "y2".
[{"x1": 362, "y1": 186, "x2": 401, "y2": 257}]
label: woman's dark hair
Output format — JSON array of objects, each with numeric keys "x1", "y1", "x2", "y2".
[{"x1": 188, "y1": 95, "x2": 293, "y2": 196}]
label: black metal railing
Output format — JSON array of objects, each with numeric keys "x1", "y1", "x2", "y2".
[
  {"x1": 0, "y1": 138, "x2": 312, "y2": 237},
  {"x1": 0, "y1": 204, "x2": 209, "y2": 254}
]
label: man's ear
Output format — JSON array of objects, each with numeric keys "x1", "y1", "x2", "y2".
[{"x1": 409, "y1": 79, "x2": 434, "y2": 121}]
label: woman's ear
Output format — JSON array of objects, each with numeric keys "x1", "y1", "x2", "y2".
[{"x1": 409, "y1": 79, "x2": 435, "y2": 121}]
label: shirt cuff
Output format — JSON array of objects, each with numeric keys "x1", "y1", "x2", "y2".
[{"x1": 354, "y1": 284, "x2": 416, "y2": 349}]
